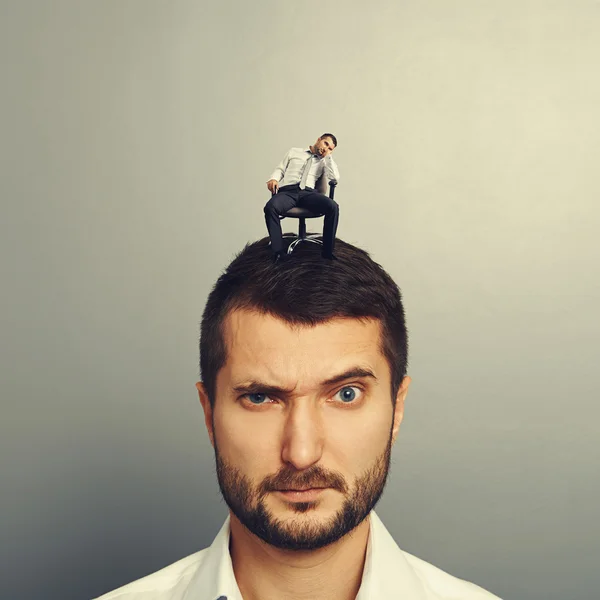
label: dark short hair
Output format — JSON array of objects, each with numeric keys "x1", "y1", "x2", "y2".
[
  {"x1": 200, "y1": 238, "x2": 407, "y2": 408},
  {"x1": 320, "y1": 133, "x2": 338, "y2": 147}
]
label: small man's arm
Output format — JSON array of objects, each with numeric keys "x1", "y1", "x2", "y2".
[
  {"x1": 324, "y1": 154, "x2": 340, "y2": 185},
  {"x1": 266, "y1": 150, "x2": 291, "y2": 194}
]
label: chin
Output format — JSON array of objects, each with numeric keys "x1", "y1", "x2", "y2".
[{"x1": 272, "y1": 498, "x2": 339, "y2": 520}]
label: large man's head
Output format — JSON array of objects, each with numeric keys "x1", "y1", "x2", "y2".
[
  {"x1": 197, "y1": 238, "x2": 409, "y2": 551},
  {"x1": 312, "y1": 133, "x2": 337, "y2": 158}
]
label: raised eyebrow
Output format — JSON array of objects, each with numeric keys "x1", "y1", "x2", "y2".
[{"x1": 321, "y1": 367, "x2": 377, "y2": 387}]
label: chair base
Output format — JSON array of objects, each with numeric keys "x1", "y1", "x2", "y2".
[
  {"x1": 268, "y1": 234, "x2": 323, "y2": 252},
  {"x1": 287, "y1": 236, "x2": 323, "y2": 254},
  {"x1": 282, "y1": 233, "x2": 323, "y2": 254}
]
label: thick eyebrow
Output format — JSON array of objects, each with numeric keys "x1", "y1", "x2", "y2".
[
  {"x1": 321, "y1": 367, "x2": 376, "y2": 387},
  {"x1": 232, "y1": 367, "x2": 377, "y2": 397}
]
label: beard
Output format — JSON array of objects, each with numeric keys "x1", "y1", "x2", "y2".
[{"x1": 213, "y1": 433, "x2": 393, "y2": 551}]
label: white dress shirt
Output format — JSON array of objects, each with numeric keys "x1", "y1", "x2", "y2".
[
  {"x1": 93, "y1": 511, "x2": 502, "y2": 600},
  {"x1": 268, "y1": 147, "x2": 340, "y2": 189}
]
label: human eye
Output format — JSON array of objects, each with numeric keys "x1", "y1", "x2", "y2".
[
  {"x1": 332, "y1": 385, "x2": 364, "y2": 404},
  {"x1": 242, "y1": 392, "x2": 273, "y2": 406}
]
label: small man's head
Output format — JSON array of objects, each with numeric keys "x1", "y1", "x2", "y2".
[
  {"x1": 197, "y1": 238, "x2": 409, "y2": 551},
  {"x1": 313, "y1": 133, "x2": 337, "y2": 158}
]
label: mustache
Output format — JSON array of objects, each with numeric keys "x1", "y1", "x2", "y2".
[{"x1": 261, "y1": 465, "x2": 347, "y2": 494}]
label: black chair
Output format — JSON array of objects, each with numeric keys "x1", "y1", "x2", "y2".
[{"x1": 274, "y1": 175, "x2": 338, "y2": 254}]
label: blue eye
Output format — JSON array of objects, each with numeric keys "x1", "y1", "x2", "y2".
[
  {"x1": 335, "y1": 386, "x2": 361, "y2": 403},
  {"x1": 247, "y1": 393, "x2": 269, "y2": 405}
]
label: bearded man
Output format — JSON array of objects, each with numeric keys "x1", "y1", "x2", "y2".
[{"x1": 95, "y1": 238, "x2": 501, "y2": 600}]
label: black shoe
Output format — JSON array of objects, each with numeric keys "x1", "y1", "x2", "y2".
[{"x1": 322, "y1": 252, "x2": 338, "y2": 261}]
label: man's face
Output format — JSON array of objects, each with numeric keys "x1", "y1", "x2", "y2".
[
  {"x1": 198, "y1": 309, "x2": 409, "y2": 551},
  {"x1": 313, "y1": 136, "x2": 335, "y2": 158}
]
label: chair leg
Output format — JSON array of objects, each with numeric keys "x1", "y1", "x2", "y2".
[
  {"x1": 299, "y1": 217, "x2": 307, "y2": 239},
  {"x1": 288, "y1": 236, "x2": 322, "y2": 253}
]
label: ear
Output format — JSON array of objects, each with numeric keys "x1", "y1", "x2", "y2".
[
  {"x1": 391, "y1": 376, "x2": 411, "y2": 445},
  {"x1": 196, "y1": 381, "x2": 215, "y2": 448}
]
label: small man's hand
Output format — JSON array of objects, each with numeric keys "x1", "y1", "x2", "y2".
[{"x1": 267, "y1": 179, "x2": 279, "y2": 194}]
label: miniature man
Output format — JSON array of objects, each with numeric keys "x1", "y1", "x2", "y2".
[{"x1": 264, "y1": 133, "x2": 340, "y2": 262}]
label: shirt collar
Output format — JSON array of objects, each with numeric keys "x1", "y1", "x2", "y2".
[
  {"x1": 357, "y1": 511, "x2": 429, "y2": 599},
  {"x1": 184, "y1": 511, "x2": 428, "y2": 600},
  {"x1": 182, "y1": 517, "x2": 243, "y2": 600}
]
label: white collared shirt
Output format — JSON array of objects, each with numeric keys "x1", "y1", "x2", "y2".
[
  {"x1": 93, "y1": 511, "x2": 502, "y2": 600},
  {"x1": 268, "y1": 147, "x2": 340, "y2": 188}
]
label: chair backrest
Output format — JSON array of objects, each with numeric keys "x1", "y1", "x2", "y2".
[{"x1": 314, "y1": 173, "x2": 328, "y2": 195}]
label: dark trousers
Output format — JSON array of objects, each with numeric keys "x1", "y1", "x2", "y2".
[{"x1": 264, "y1": 184, "x2": 339, "y2": 255}]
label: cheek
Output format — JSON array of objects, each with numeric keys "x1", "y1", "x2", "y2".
[
  {"x1": 326, "y1": 409, "x2": 392, "y2": 472},
  {"x1": 214, "y1": 408, "x2": 279, "y2": 474}
]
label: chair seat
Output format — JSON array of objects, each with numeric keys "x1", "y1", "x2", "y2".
[{"x1": 283, "y1": 207, "x2": 324, "y2": 219}]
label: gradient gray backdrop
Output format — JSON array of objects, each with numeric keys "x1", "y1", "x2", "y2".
[{"x1": 1, "y1": 2, "x2": 599, "y2": 599}]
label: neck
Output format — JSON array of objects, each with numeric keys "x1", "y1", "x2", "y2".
[{"x1": 229, "y1": 513, "x2": 370, "y2": 600}]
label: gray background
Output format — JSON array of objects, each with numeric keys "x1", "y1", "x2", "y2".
[{"x1": 1, "y1": 1, "x2": 599, "y2": 599}]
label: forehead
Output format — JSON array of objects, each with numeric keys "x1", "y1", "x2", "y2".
[
  {"x1": 218, "y1": 309, "x2": 388, "y2": 391},
  {"x1": 320, "y1": 136, "x2": 335, "y2": 146}
]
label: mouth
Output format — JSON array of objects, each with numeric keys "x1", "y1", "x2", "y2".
[
  {"x1": 281, "y1": 486, "x2": 324, "y2": 491},
  {"x1": 276, "y1": 487, "x2": 329, "y2": 502}
]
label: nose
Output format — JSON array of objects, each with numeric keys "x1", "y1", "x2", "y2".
[{"x1": 280, "y1": 400, "x2": 324, "y2": 471}]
